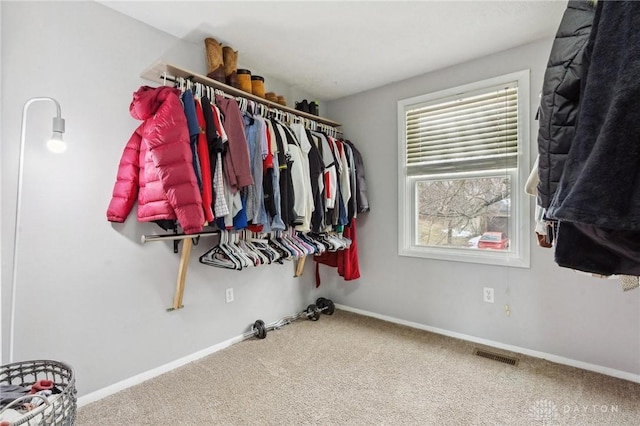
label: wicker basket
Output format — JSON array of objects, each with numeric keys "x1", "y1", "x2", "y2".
[{"x1": 0, "y1": 360, "x2": 76, "y2": 425}]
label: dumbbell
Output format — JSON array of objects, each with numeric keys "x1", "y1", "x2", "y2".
[
  {"x1": 315, "y1": 297, "x2": 335, "y2": 315},
  {"x1": 304, "y1": 304, "x2": 321, "y2": 321},
  {"x1": 243, "y1": 319, "x2": 267, "y2": 340},
  {"x1": 248, "y1": 311, "x2": 309, "y2": 340},
  {"x1": 245, "y1": 300, "x2": 331, "y2": 342}
]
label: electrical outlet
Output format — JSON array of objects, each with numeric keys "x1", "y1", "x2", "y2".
[
  {"x1": 483, "y1": 287, "x2": 494, "y2": 303},
  {"x1": 225, "y1": 288, "x2": 234, "y2": 303}
]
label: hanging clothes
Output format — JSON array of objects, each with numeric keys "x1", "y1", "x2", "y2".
[
  {"x1": 289, "y1": 123, "x2": 314, "y2": 232},
  {"x1": 194, "y1": 97, "x2": 214, "y2": 223},
  {"x1": 325, "y1": 135, "x2": 348, "y2": 230},
  {"x1": 269, "y1": 119, "x2": 295, "y2": 227},
  {"x1": 215, "y1": 94, "x2": 254, "y2": 193},
  {"x1": 536, "y1": 0, "x2": 595, "y2": 210},
  {"x1": 215, "y1": 176, "x2": 243, "y2": 230},
  {"x1": 342, "y1": 142, "x2": 357, "y2": 220},
  {"x1": 182, "y1": 89, "x2": 204, "y2": 192},
  {"x1": 266, "y1": 152, "x2": 287, "y2": 232},
  {"x1": 244, "y1": 113, "x2": 269, "y2": 230},
  {"x1": 243, "y1": 113, "x2": 259, "y2": 223},
  {"x1": 306, "y1": 129, "x2": 325, "y2": 233},
  {"x1": 547, "y1": 1, "x2": 640, "y2": 275},
  {"x1": 107, "y1": 85, "x2": 204, "y2": 234},
  {"x1": 343, "y1": 139, "x2": 370, "y2": 214},
  {"x1": 111, "y1": 81, "x2": 370, "y2": 279},
  {"x1": 330, "y1": 137, "x2": 350, "y2": 230},
  {"x1": 335, "y1": 140, "x2": 351, "y2": 216},
  {"x1": 209, "y1": 100, "x2": 232, "y2": 219},
  {"x1": 278, "y1": 121, "x2": 307, "y2": 227},
  {"x1": 311, "y1": 131, "x2": 338, "y2": 231},
  {"x1": 201, "y1": 95, "x2": 223, "y2": 172},
  {"x1": 314, "y1": 218, "x2": 361, "y2": 287},
  {"x1": 199, "y1": 95, "x2": 228, "y2": 219},
  {"x1": 262, "y1": 124, "x2": 278, "y2": 227}
]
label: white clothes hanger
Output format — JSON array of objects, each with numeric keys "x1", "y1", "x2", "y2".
[
  {"x1": 249, "y1": 231, "x2": 278, "y2": 264},
  {"x1": 239, "y1": 230, "x2": 266, "y2": 265},
  {"x1": 200, "y1": 231, "x2": 240, "y2": 270},
  {"x1": 268, "y1": 233, "x2": 291, "y2": 261},
  {"x1": 229, "y1": 232, "x2": 252, "y2": 268}
]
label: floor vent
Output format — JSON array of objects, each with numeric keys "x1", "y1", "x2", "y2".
[{"x1": 473, "y1": 348, "x2": 519, "y2": 366}]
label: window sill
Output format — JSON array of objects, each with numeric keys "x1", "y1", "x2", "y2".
[{"x1": 399, "y1": 246, "x2": 530, "y2": 268}]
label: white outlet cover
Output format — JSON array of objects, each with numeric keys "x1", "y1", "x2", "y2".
[{"x1": 483, "y1": 287, "x2": 494, "y2": 303}]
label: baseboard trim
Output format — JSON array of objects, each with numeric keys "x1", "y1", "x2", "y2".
[
  {"x1": 335, "y1": 304, "x2": 640, "y2": 384},
  {"x1": 77, "y1": 334, "x2": 245, "y2": 407}
]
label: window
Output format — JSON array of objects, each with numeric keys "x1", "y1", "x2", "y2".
[{"x1": 398, "y1": 71, "x2": 530, "y2": 267}]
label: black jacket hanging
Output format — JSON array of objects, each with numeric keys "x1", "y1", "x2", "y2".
[
  {"x1": 344, "y1": 140, "x2": 370, "y2": 214},
  {"x1": 306, "y1": 129, "x2": 325, "y2": 233},
  {"x1": 548, "y1": 1, "x2": 640, "y2": 275},
  {"x1": 201, "y1": 95, "x2": 223, "y2": 176},
  {"x1": 270, "y1": 119, "x2": 295, "y2": 227},
  {"x1": 536, "y1": 0, "x2": 595, "y2": 209}
]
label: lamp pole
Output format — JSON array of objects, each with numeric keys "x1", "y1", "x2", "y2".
[{"x1": 9, "y1": 97, "x2": 66, "y2": 364}]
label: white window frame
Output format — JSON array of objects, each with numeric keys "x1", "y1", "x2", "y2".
[{"x1": 398, "y1": 70, "x2": 531, "y2": 268}]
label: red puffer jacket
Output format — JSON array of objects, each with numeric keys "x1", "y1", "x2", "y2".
[{"x1": 107, "y1": 86, "x2": 204, "y2": 234}]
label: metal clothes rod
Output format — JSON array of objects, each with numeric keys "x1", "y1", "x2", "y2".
[{"x1": 141, "y1": 231, "x2": 220, "y2": 244}]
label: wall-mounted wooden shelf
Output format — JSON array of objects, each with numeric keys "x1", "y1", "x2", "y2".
[{"x1": 141, "y1": 61, "x2": 342, "y2": 128}]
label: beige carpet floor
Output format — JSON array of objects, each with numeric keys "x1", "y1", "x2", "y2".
[{"x1": 77, "y1": 310, "x2": 640, "y2": 425}]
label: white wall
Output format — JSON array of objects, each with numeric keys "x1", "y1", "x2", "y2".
[
  {"x1": 325, "y1": 39, "x2": 640, "y2": 377},
  {"x1": 1, "y1": 1, "x2": 323, "y2": 395}
]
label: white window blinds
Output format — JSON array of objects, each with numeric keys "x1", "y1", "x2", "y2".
[{"x1": 405, "y1": 83, "x2": 518, "y2": 176}]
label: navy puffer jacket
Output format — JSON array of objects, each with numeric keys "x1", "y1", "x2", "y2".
[{"x1": 536, "y1": 0, "x2": 595, "y2": 209}]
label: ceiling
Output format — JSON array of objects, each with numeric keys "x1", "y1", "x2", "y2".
[{"x1": 99, "y1": 1, "x2": 568, "y2": 101}]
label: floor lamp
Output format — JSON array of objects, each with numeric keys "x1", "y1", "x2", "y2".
[{"x1": 9, "y1": 97, "x2": 66, "y2": 364}]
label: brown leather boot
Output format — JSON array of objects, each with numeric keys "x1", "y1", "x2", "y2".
[
  {"x1": 204, "y1": 37, "x2": 225, "y2": 83},
  {"x1": 222, "y1": 46, "x2": 238, "y2": 87},
  {"x1": 265, "y1": 92, "x2": 278, "y2": 103}
]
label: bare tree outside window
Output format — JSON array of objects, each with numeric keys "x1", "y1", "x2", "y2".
[{"x1": 416, "y1": 177, "x2": 510, "y2": 250}]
